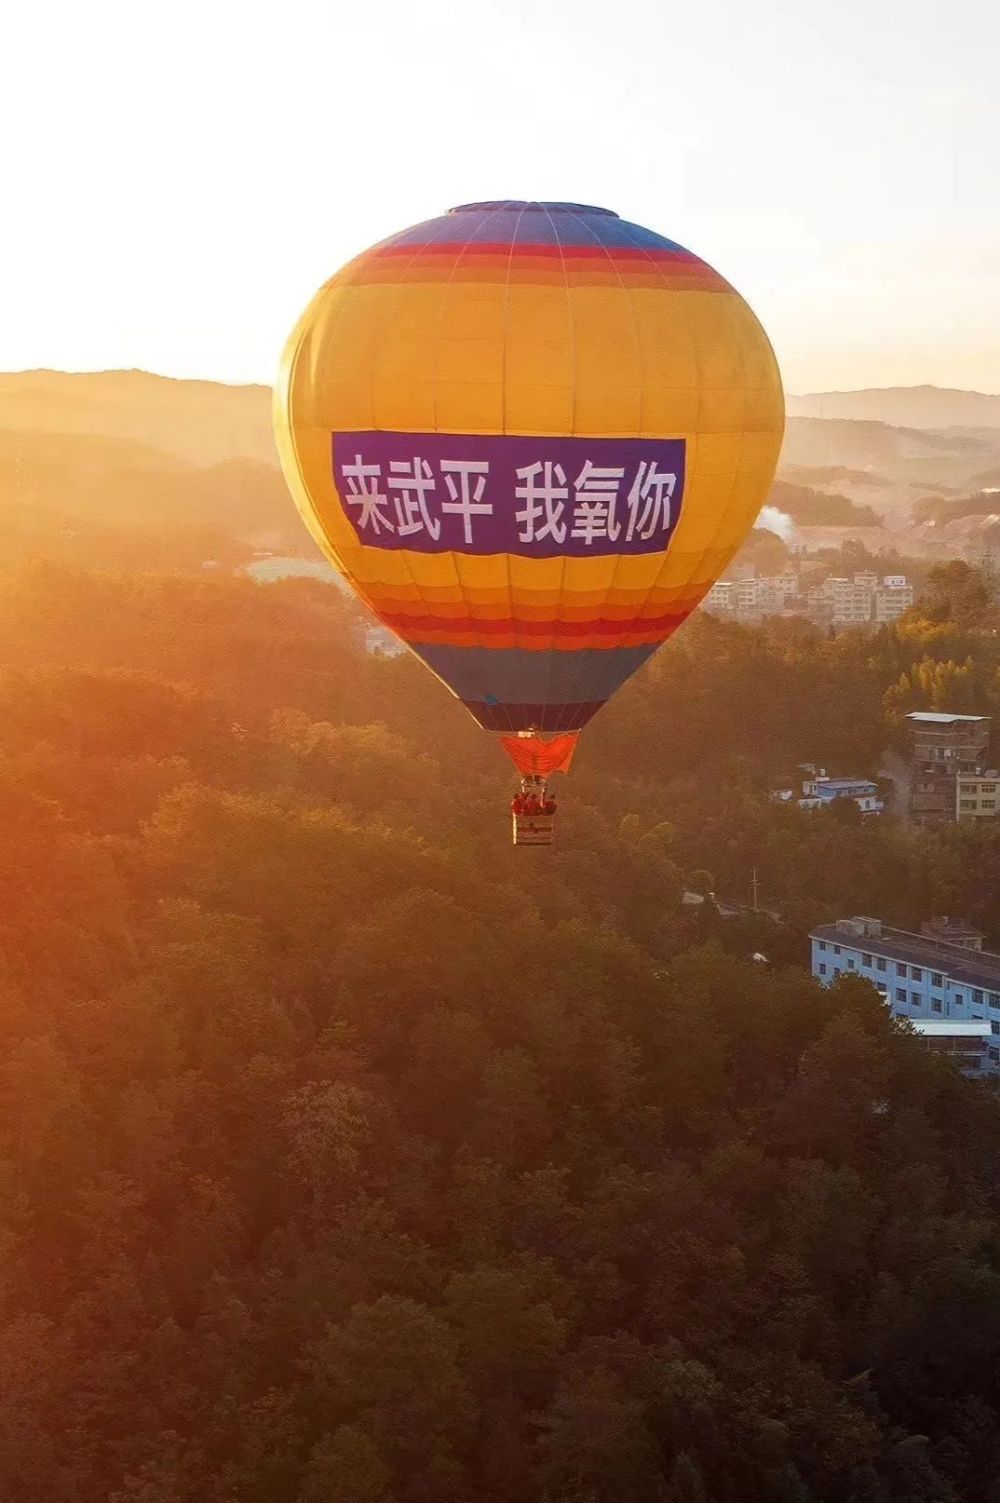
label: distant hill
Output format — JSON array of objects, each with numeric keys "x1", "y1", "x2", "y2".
[
  {"x1": 0, "y1": 371, "x2": 298, "y2": 565},
  {"x1": 787, "y1": 385, "x2": 1000, "y2": 430},
  {"x1": 0, "y1": 369, "x2": 275, "y2": 466},
  {"x1": 769, "y1": 479, "x2": 879, "y2": 528},
  {"x1": 3, "y1": 368, "x2": 1000, "y2": 572},
  {"x1": 779, "y1": 416, "x2": 1000, "y2": 489}
]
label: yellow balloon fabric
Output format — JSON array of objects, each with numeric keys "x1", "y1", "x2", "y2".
[{"x1": 274, "y1": 200, "x2": 784, "y2": 734}]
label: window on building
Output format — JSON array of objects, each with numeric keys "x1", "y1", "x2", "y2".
[
  {"x1": 896, "y1": 963, "x2": 906, "y2": 977},
  {"x1": 992, "y1": 1022, "x2": 1000, "y2": 1036},
  {"x1": 834, "y1": 945, "x2": 841, "y2": 955},
  {"x1": 818, "y1": 964, "x2": 827, "y2": 976},
  {"x1": 990, "y1": 994, "x2": 1000, "y2": 1008},
  {"x1": 990, "y1": 1048, "x2": 999, "y2": 1064},
  {"x1": 932, "y1": 972, "x2": 943, "y2": 987},
  {"x1": 847, "y1": 958, "x2": 856, "y2": 970},
  {"x1": 912, "y1": 967, "x2": 923, "y2": 980},
  {"x1": 954, "y1": 991, "x2": 965, "y2": 1005},
  {"x1": 932, "y1": 999, "x2": 943, "y2": 1013},
  {"x1": 983, "y1": 800, "x2": 996, "y2": 810},
  {"x1": 818, "y1": 940, "x2": 827, "y2": 952},
  {"x1": 968, "y1": 1057, "x2": 982, "y2": 1069},
  {"x1": 974, "y1": 990, "x2": 984, "y2": 1005},
  {"x1": 876, "y1": 957, "x2": 886, "y2": 971},
  {"x1": 960, "y1": 800, "x2": 976, "y2": 811},
  {"x1": 896, "y1": 988, "x2": 906, "y2": 1003},
  {"x1": 862, "y1": 953, "x2": 872, "y2": 967}
]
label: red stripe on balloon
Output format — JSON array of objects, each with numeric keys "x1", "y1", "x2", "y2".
[
  {"x1": 372, "y1": 241, "x2": 706, "y2": 264},
  {"x1": 378, "y1": 609, "x2": 694, "y2": 640}
]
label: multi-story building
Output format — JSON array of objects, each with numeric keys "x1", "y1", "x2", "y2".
[
  {"x1": 908, "y1": 711, "x2": 990, "y2": 769},
  {"x1": 874, "y1": 582, "x2": 914, "y2": 623},
  {"x1": 705, "y1": 571, "x2": 912, "y2": 630},
  {"x1": 809, "y1": 914, "x2": 1000, "y2": 1075},
  {"x1": 704, "y1": 581, "x2": 734, "y2": 611},
  {"x1": 755, "y1": 574, "x2": 799, "y2": 614},
  {"x1": 809, "y1": 573, "x2": 912, "y2": 627},
  {"x1": 907, "y1": 712, "x2": 992, "y2": 826},
  {"x1": 703, "y1": 574, "x2": 799, "y2": 620},
  {"x1": 956, "y1": 771, "x2": 1000, "y2": 821},
  {"x1": 734, "y1": 579, "x2": 759, "y2": 612},
  {"x1": 823, "y1": 576, "x2": 875, "y2": 625}
]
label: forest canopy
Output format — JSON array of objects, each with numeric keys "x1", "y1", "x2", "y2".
[{"x1": 1, "y1": 551, "x2": 1000, "y2": 1500}]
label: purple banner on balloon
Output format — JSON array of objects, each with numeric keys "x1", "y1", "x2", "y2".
[{"x1": 331, "y1": 430, "x2": 686, "y2": 558}]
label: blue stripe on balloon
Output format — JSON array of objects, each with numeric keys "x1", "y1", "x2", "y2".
[
  {"x1": 412, "y1": 641, "x2": 658, "y2": 710},
  {"x1": 378, "y1": 203, "x2": 688, "y2": 254}
]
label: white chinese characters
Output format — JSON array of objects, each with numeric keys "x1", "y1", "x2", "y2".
[
  {"x1": 341, "y1": 457, "x2": 395, "y2": 536},
  {"x1": 339, "y1": 450, "x2": 678, "y2": 549},
  {"x1": 441, "y1": 460, "x2": 491, "y2": 545},
  {"x1": 387, "y1": 457, "x2": 440, "y2": 539},
  {"x1": 625, "y1": 460, "x2": 677, "y2": 541},
  {"x1": 570, "y1": 460, "x2": 626, "y2": 545},
  {"x1": 515, "y1": 461, "x2": 569, "y2": 544}
]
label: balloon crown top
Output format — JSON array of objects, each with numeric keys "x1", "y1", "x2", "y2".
[{"x1": 449, "y1": 200, "x2": 619, "y2": 218}]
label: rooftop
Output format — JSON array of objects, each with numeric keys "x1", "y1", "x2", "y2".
[
  {"x1": 910, "y1": 1021, "x2": 993, "y2": 1038},
  {"x1": 810, "y1": 922, "x2": 1000, "y2": 990},
  {"x1": 906, "y1": 712, "x2": 989, "y2": 725}
]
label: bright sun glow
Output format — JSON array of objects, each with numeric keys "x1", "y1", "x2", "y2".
[{"x1": 4, "y1": 0, "x2": 998, "y2": 392}]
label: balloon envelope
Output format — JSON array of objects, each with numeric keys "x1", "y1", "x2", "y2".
[{"x1": 274, "y1": 200, "x2": 783, "y2": 733}]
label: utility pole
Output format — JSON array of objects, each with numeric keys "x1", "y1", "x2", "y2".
[{"x1": 750, "y1": 867, "x2": 760, "y2": 913}]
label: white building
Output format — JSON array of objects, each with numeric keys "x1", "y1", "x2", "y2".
[
  {"x1": 810, "y1": 573, "x2": 914, "y2": 628},
  {"x1": 809, "y1": 915, "x2": 1000, "y2": 1075},
  {"x1": 956, "y1": 771, "x2": 1000, "y2": 821},
  {"x1": 704, "y1": 571, "x2": 912, "y2": 630},
  {"x1": 874, "y1": 582, "x2": 914, "y2": 623},
  {"x1": 815, "y1": 575, "x2": 875, "y2": 625},
  {"x1": 703, "y1": 574, "x2": 799, "y2": 620},
  {"x1": 800, "y1": 775, "x2": 883, "y2": 815},
  {"x1": 705, "y1": 581, "x2": 734, "y2": 611}
]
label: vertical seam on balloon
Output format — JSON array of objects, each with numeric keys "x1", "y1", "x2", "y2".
[
  {"x1": 622, "y1": 224, "x2": 744, "y2": 643},
  {"x1": 536, "y1": 202, "x2": 576, "y2": 731},
  {"x1": 498, "y1": 204, "x2": 531, "y2": 730},
  {"x1": 427, "y1": 204, "x2": 510, "y2": 728},
  {"x1": 353, "y1": 231, "x2": 446, "y2": 650},
  {"x1": 677, "y1": 264, "x2": 765, "y2": 630},
  {"x1": 604, "y1": 216, "x2": 699, "y2": 646},
  {"x1": 683, "y1": 289, "x2": 754, "y2": 635},
  {"x1": 558, "y1": 210, "x2": 647, "y2": 726},
  {"x1": 565, "y1": 207, "x2": 645, "y2": 670}
]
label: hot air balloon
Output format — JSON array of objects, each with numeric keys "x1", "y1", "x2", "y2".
[{"x1": 274, "y1": 200, "x2": 783, "y2": 844}]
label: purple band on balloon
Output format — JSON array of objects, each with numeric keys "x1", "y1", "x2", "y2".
[{"x1": 332, "y1": 430, "x2": 686, "y2": 559}]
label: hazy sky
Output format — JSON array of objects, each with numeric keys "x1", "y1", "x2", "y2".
[{"x1": 4, "y1": 0, "x2": 997, "y2": 393}]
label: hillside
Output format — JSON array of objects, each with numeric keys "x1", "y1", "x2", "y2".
[
  {"x1": 788, "y1": 385, "x2": 1000, "y2": 430},
  {"x1": 0, "y1": 374, "x2": 300, "y2": 564},
  {"x1": 0, "y1": 368, "x2": 275, "y2": 466},
  {"x1": 0, "y1": 558, "x2": 1000, "y2": 1499},
  {"x1": 4, "y1": 371, "x2": 1000, "y2": 570}
]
